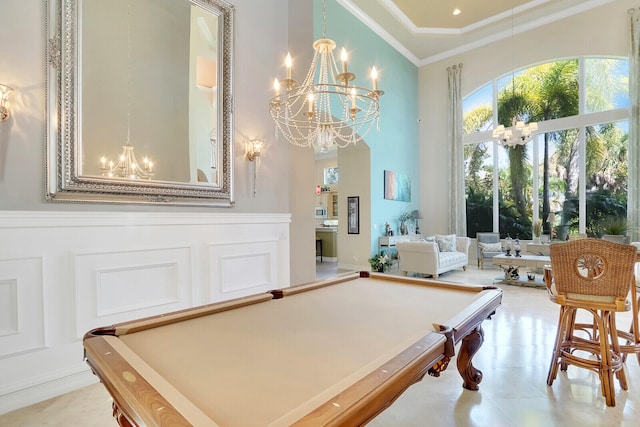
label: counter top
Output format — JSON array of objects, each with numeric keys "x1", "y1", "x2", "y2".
[{"x1": 316, "y1": 227, "x2": 338, "y2": 232}]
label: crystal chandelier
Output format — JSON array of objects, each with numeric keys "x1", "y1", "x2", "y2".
[
  {"x1": 99, "y1": 0, "x2": 154, "y2": 181},
  {"x1": 269, "y1": 0, "x2": 382, "y2": 152},
  {"x1": 492, "y1": 116, "x2": 538, "y2": 147},
  {"x1": 100, "y1": 146, "x2": 154, "y2": 180}
]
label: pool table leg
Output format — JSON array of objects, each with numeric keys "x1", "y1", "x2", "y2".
[
  {"x1": 112, "y1": 401, "x2": 134, "y2": 427},
  {"x1": 456, "y1": 325, "x2": 485, "y2": 391}
]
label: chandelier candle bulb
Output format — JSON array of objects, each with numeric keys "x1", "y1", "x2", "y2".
[
  {"x1": 351, "y1": 88, "x2": 357, "y2": 109},
  {"x1": 308, "y1": 92, "x2": 314, "y2": 113},
  {"x1": 285, "y1": 53, "x2": 292, "y2": 80},
  {"x1": 371, "y1": 67, "x2": 378, "y2": 91},
  {"x1": 273, "y1": 78, "x2": 280, "y2": 97},
  {"x1": 341, "y1": 48, "x2": 348, "y2": 73}
]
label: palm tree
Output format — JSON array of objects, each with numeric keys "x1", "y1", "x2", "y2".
[
  {"x1": 526, "y1": 60, "x2": 579, "y2": 234},
  {"x1": 464, "y1": 105, "x2": 494, "y2": 235},
  {"x1": 495, "y1": 74, "x2": 536, "y2": 232},
  {"x1": 547, "y1": 60, "x2": 627, "y2": 237}
]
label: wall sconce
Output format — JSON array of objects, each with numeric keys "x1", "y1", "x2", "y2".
[
  {"x1": 246, "y1": 138, "x2": 264, "y2": 196},
  {"x1": 247, "y1": 139, "x2": 264, "y2": 161},
  {"x1": 0, "y1": 84, "x2": 14, "y2": 122}
]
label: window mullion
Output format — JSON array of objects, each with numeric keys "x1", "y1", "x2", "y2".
[{"x1": 578, "y1": 57, "x2": 587, "y2": 234}]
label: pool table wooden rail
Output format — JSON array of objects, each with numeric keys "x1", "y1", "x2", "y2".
[
  {"x1": 83, "y1": 271, "x2": 501, "y2": 427},
  {"x1": 290, "y1": 328, "x2": 454, "y2": 426}
]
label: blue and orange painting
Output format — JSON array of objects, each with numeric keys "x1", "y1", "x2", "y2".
[{"x1": 384, "y1": 170, "x2": 411, "y2": 202}]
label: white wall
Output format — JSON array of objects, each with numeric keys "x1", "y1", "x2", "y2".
[
  {"x1": 287, "y1": 0, "x2": 317, "y2": 286},
  {"x1": 337, "y1": 142, "x2": 371, "y2": 270},
  {"x1": 418, "y1": 0, "x2": 634, "y2": 236}
]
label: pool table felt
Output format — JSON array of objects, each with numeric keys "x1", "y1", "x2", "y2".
[{"x1": 106, "y1": 275, "x2": 496, "y2": 426}]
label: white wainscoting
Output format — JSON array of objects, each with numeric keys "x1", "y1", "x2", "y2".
[{"x1": 0, "y1": 211, "x2": 290, "y2": 414}]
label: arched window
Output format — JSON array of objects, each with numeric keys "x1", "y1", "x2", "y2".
[{"x1": 463, "y1": 57, "x2": 629, "y2": 240}]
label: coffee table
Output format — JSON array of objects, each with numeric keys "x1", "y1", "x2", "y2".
[{"x1": 492, "y1": 253, "x2": 551, "y2": 287}]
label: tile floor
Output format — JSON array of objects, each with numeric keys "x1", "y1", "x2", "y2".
[{"x1": 1, "y1": 264, "x2": 639, "y2": 426}]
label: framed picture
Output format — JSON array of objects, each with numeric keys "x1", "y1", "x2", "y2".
[
  {"x1": 383, "y1": 170, "x2": 411, "y2": 201},
  {"x1": 347, "y1": 196, "x2": 359, "y2": 234},
  {"x1": 324, "y1": 167, "x2": 339, "y2": 184}
]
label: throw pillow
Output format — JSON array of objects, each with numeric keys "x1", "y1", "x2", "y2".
[
  {"x1": 435, "y1": 234, "x2": 456, "y2": 252},
  {"x1": 479, "y1": 242, "x2": 502, "y2": 253}
]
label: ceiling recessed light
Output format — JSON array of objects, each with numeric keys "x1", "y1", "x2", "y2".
[{"x1": 453, "y1": 8, "x2": 461, "y2": 16}]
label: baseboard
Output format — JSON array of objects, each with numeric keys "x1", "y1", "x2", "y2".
[
  {"x1": 337, "y1": 262, "x2": 367, "y2": 272},
  {"x1": 0, "y1": 364, "x2": 97, "y2": 415},
  {"x1": 316, "y1": 256, "x2": 338, "y2": 263}
]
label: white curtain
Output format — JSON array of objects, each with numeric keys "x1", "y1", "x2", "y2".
[
  {"x1": 629, "y1": 9, "x2": 640, "y2": 242},
  {"x1": 447, "y1": 64, "x2": 466, "y2": 236}
]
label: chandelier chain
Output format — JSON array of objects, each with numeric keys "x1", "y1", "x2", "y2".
[
  {"x1": 322, "y1": 0, "x2": 327, "y2": 38},
  {"x1": 126, "y1": 0, "x2": 132, "y2": 145}
]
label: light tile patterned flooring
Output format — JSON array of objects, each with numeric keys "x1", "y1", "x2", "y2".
[{"x1": 2, "y1": 264, "x2": 639, "y2": 426}]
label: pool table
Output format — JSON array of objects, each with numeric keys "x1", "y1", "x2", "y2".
[{"x1": 83, "y1": 272, "x2": 502, "y2": 427}]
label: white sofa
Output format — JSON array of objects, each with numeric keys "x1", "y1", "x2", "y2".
[{"x1": 396, "y1": 235, "x2": 470, "y2": 278}]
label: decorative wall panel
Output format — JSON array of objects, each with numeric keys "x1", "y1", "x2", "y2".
[
  {"x1": 96, "y1": 263, "x2": 179, "y2": 316},
  {"x1": 74, "y1": 247, "x2": 191, "y2": 338},
  {"x1": 0, "y1": 280, "x2": 18, "y2": 337},
  {"x1": 208, "y1": 240, "x2": 279, "y2": 300},
  {"x1": 0, "y1": 258, "x2": 44, "y2": 358}
]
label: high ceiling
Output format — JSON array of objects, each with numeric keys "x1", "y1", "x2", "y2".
[
  {"x1": 339, "y1": 0, "x2": 616, "y2": 65},
  {"x1": 385, "y1": 0, "x2": 532, "y2": 29}
]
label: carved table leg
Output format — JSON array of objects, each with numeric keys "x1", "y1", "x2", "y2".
[
  {"x1": 456, "y1": 325, "x2": 485, "y2": 390},
  {"x1": 113, "y1": 401, "x2": 134, "y2": 427}
]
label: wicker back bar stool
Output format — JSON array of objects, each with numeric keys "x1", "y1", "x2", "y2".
[
  {"x1": 618, "y1": 243, "x2": 640, "y2": 364},
  {"x1": 615, "y1": 281, "x2": 640, "y2": 364},
  {"x1": 546, "y1": 238, "x2": 637, "y2": 407}
]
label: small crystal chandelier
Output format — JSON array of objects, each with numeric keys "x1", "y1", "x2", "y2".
[
  {"x1": 99, "y1": 0, "x2": 154, "y2": 180},
  {"x1": 100, "y1": 146, "x2": 154, "y2": 180},
  {"x1": 269, "y1": 0, "x2": 382, "y2": 152},
  {"x1": 492, "y1": 116, "x2": 538, "y2": 147}
]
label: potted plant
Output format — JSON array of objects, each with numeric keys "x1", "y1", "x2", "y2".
[
  {"x1": 602, "y1": 217, "x2": 629, "y2": 244},
  {"x1": 532, "y1": 219, "x2": 543, "y2": 244},
  {"x1": 368, "y1": 253, "x2": 393, "y2": 272},
  {"x1": 398, "y1": 211, "x2": 413, "y2": 235}
]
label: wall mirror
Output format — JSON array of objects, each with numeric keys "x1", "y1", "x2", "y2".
[{"x1": 46, "y1": 0, "x2": 235, "y2": 206}]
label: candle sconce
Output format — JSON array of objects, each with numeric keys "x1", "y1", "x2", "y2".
[
  {"x1": 0, "y1": 84, "x2": 14, "y2": 122},
  {"x1": 246, "y1": 138, "x2": 264, "y2": 197}
]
